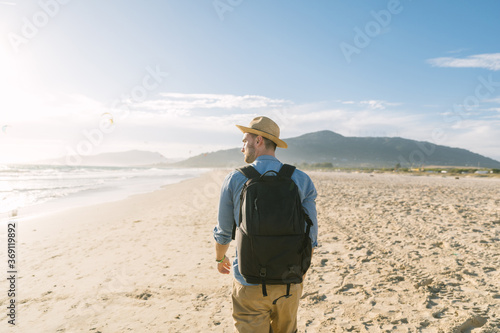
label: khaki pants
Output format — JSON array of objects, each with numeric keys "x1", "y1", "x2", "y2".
[{"x1": 232, "y1": 280, "x2": 303, "y2": 333}]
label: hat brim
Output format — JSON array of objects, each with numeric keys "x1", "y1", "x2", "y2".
[{"x1": 236, "y1": 125, "x2": 288, "y2": 149}]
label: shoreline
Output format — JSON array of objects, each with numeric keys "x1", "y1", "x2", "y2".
[
  {"x1": 1, "y1": 170, "x2": 499, "y2": 332},
  {"x1": 0, "y1": 167, "x2": 210, "y2": 224}
]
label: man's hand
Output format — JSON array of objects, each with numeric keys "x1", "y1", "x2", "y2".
[
  {"x1": 217, "y1": 256, "x2": 231, "y2": 274},
  {"x1": 215, "y1": 242, "x2": 231, "y2": 274}
]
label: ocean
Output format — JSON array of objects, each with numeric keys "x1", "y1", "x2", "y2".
[{"x1": 0, "y1": 164, "x2": 206, "y2": 221}]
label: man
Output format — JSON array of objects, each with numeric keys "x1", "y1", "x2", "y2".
[{"x1": 213, "y1": 116, "x2": 318, "y2": 333}]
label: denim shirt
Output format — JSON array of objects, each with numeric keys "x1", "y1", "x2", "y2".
[{"x1": 213, "y1": 155, "x2": 318, "y2": 286}]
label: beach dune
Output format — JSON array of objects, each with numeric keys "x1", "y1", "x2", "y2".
[{"x1": 1, "y1": 171, "x2": 499, "y2": 332}]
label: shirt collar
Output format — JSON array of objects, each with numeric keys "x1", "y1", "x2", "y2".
[{"x1": 254, "y1": 155, "x2": 278, "y2": 162}]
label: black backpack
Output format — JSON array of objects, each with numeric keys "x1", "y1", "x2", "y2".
[{"x1": 232, "y1": 164, "x2": 313, "y2": 302}]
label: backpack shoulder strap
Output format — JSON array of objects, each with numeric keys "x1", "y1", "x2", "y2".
[
  {"x1": 278, "y1": 164, "x2": 296, "y2": 178},
  {"x1": 237, "y1": 165, "x2": 261, "y2": 179},
  {"x1": 232, "y1": 165, "x2": 261, "y2": 240}
]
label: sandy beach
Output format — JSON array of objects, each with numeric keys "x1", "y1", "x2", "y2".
[{"x1": 1, "y1": 170, "x2": 499, "y2": 332}]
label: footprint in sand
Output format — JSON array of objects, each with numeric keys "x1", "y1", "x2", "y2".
[
  {"x1": 414, "y1": 277, "x2": 434, "y2": 289},
  {"x1": 451, "y1": 315, "x2": 487, "y2": 332}
]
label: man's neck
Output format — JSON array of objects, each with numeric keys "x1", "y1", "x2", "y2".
[{"x1": 255, "y1": 152, "x2": 276, "y2": 159}]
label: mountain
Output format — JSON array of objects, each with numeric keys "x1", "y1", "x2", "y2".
[
  {"x1": 41, "y1": 150, "x2": 174, "y2": 167},
  {"x1": 173, "y1": 130, "x2": 500, "y2": 169}
]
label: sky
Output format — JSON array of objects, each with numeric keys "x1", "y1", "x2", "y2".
[{"x1": 1, "y1": 0, "x2": 500, "y2": 164}]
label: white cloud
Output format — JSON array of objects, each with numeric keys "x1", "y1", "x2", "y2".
[
  {"x1": 484, "y1": 97, "x2": 500, "y2": 104},
  {"x1": 333, "y1": 99, "x2": 402, "y2": 110},
  {"x1": 1, "y1": 91, "x2": 499, "y2": 163},
  {"x1": 124, "y1": 96, "x2": 500, "y2": 161},
  {"x1": 427, "y1": 53, "x2": 500, "y2": 71},
  {"x1": 266, "y1": 100, "x2": 414, "y2": 140},
  {"x1": 443, "y1": 119, "x2": 500, "y2": 161},
  {"x1": 131, "y1": 93, "x2": 291, "y2": 113},
  {"x1": 446, "y1": 48, "x2": 469, "y2": 55},
  {"x1": 359, "y1": 100, "x2": 402, "y2": 110},
  {"x1": 1, "y1": 92, "x2": 108, "y2": 123}
]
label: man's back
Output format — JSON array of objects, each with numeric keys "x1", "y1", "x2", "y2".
[
  {"x1": 234, "y1": 163, "x2": 313, "y2": 298},
  {"x1": 213, "y1": 116, "x2": 318, "y2": 332},
  {"x1": 214, "y1": 155, "x2": 318, "y2": 288}
]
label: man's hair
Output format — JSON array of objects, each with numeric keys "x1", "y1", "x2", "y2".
[{"x1": 248, "y1": 133, "x2": 277, "y2": 151}]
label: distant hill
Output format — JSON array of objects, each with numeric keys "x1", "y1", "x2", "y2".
[
  {"x1": 173, "y1": 130, "x2": 500, "y2": 169},
  {"x1": 42, "y1": 150, "x2": 174, "y2": 167}
]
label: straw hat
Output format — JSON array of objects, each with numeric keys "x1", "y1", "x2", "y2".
[{"x1": 236, "y1": 116, "x2": 287, "y2": 149}]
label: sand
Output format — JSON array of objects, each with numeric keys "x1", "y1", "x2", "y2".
[{"x1": 1, "y1": 170, "x2": 499, "y2": 332}]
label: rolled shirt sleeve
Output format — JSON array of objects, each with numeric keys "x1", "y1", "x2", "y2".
[
  {"x1": 292, "y1": 170, "x2": 318, "y2": 248},
  {"x1": 213, "y1": 170, "x2": 248, "y2": 245},
  {"x1": 213, "y1": 172, "x2": 237, "y2": 245}
]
